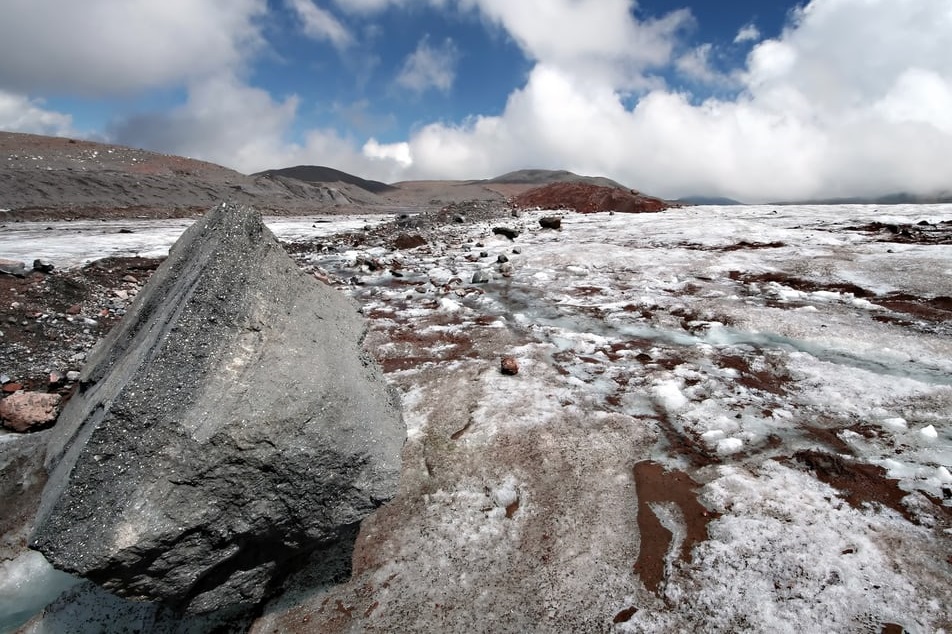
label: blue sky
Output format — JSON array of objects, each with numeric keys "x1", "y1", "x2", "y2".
[{"x1": 1, "y1": 0, "x2": 951, "y2": 202}]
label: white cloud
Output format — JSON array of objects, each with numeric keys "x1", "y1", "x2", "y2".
[
  {"x1": 0, "y1": 0, "x2": 266, "y2": 95},
  {"x1": 363, "y1": 138, "x2": 413, "y2": 167},
  {"x1": 675, "y1": 44, "x2": 736, "y2": 86},
  {"x1": 0, "y1": 91, "x2": 73, "y2": 136},
  {"x1": 460, "y1": 0, "x2": 693, "y2": 89},
  {"x1": 395, "y1": 36, "x2": 459, "y2": 93},
  {"x1": 109, "y1": 74, "x2": 407, "y2": 180},
  {"x1": 287, "y1": 0, "x2": 353, "y2": 48},
  {"x1": 366, "y1": 0, "x2": 952, "y2": 201},
  {"x1": 734, "y1": 23, "x2": 761, "y2": 44}
]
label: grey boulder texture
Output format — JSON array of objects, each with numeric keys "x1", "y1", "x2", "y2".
[{"x1": 30, "y1": 203, "x2": 404, "y2": 615}]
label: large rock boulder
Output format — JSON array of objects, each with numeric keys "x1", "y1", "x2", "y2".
[{"x1": 30, "y1": 203, "x2": 404, "y2": 615}]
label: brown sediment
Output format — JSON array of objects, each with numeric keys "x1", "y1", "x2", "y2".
[
  {"x1": 718, "y1": 354, "x2": 790, "y2": 395},
  {"x1": 728, "y1": 270, "x2": 874, "y2": 298},
  {"x1": 613, "y1": 606, "x2": 638, "y2": 623},
  {"x1": 844, "y1": 220, "x2": 952, "y2": 245},
  {"x1": 680, "y1": 240, "x2": 787, "y2": 251},
  {"x1": 876, "y1": 294, "x2": 952, "y2": 323},
  {"x1": 881, "y1": 623, "x2": 905, "y2": 634},
  {"x1": 505, "y1": 499, "x2": 520, "y2": 519},
  {"x1": 632, "y1": 461, "x2": 719, "y2": 595},
  {"x1": 792, "y1": 450, "x2": 915, "y2": 523},
  {"x1": 803, "y1": 425, "x2": 856, "y2": 455},
  {"x1": 654, "y1": 413, "x2": 717, "y2": 469}
]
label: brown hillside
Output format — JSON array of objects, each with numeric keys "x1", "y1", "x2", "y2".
[{"x1": 512, "y1": 182, "x2": 670, "y2": 213}]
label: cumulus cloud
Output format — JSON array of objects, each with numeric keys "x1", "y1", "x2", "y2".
[
  {"x1": 109, "y1": 75, "x2": 405, "y2": 179},
  {"x1": 366, "y1": 0, "x2": 952, "y2": 201},
  {"x1": 0, "y1": 0, "x2": 266, "y2": 95},
  {"x1": 675, "y1": 44, "x2": 736, "y2": 86},
  {"x1": 0, "y1": 91, "x2": 74, "y2": 136},
  {"x1": 395, "y1": 36, "x2": 459, "y2": 93},
  {"x1": 734, "y1": 23, "x2": 761, "y2": 44},
  {"x1": 461, "y1": 0, "x2": 693, "y2": 89},
  {"x1": 287, "y1": 0, "x2": 353, "y2": 48}
]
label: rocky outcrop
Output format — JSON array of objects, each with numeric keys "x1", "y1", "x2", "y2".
[
  {"x1": 30, "y1": 203, "x2": 405, "y2": 615},
  {"x1": 513, "y1": 182, "x2": 670, "y2": 213}
]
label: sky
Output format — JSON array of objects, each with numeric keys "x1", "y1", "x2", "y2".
[{"x1": 1, "y1": 0, "x2": 951, "y2": 202}]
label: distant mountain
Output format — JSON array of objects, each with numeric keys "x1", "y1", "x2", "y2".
[
  {"x1": 772, "y1": 191, "x2": 952, "y2": 205},
  {"x1": 483, "y1": 169, "x2": 629, "y2": 190},
  {"x1": 254, "y1": 165, "x2": 395, "y2": 194},
  {"x1": 676, "y1": 195, "x2": 745, "y2": 205}
]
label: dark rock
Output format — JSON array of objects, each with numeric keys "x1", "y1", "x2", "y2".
[
  {"x1": 117, "y1": 228, "x2": 134, "y2": 234},
  {"x1": 539, "y1": 216, "x2": 562, "y2": 230},
  {"x1": 33, "y1": 259, "x2": 55, "y2": 273},
  {"x1": 501, "y1": 357, "x2": 519, "y2": 375},
  {"x1": 393, "y1": 233, "x2": 427, "y2": 250},
  {"x1": 480, "y1": 251, "x2": 489, "y2": 258},
  {"x1": 472, "y1": 270, "x2": 492, "y2": 284},
  {"x1": 0, "y1": 392, "x2": 62, "y2": 432},
  {"x1": 497, "y1": 254, "x2": 509, "y2": 263},
  {"x1": 492, "y1": 227, "x2": 520, "y2": 240},
  {"x1": 30, "y1": 203, "x2": 404, "y2": 616}
]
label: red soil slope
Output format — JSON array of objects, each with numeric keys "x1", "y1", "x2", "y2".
[{"x1": 512, "y1": 182, "x2": 670, "y2": 214}]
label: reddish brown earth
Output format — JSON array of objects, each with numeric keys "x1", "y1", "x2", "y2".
[
  {"x1": 632, "y1": 461, "x2": 719, "y2": 595},
  {"x1": 512, "y1": 182, "x2": 671, "y2": 214}
]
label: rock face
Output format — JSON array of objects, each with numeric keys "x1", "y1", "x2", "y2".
[
  {"x1": 30, "y1": 203, "x2": 405, "y2": 615},
  {"x1": 513, "y1": 182, "x2": 670, "y2": 214}
]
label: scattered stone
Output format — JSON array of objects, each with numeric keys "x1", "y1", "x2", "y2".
[
  {"x1": 31, "y1": 203, "x2": 405, "y2": 616},
  {"x1": 33, "y1": 259, "x2": 55, "y2": 274},
  {"x1": 393, "y1": 233, "x2": 427, "y2": 250},
  {"x1": 497, "y1": 254, "x2": 509, "y2": 263},
  {"x1": 539, "y1": 216, "x2": 562, "y2": 230},
  {"x1": 499, "y1": 263, "x2": 514, "y2": 277},
  {"x1": 113, "y1": 289, "x2": 128, "y2": 300},
  {"x1": 512, "y1": 248, "x2": 522, "y2": 255},
  {"x1": 117, "y1": 228, "x2": 134, "y2": 234},
  {"x1": 472, "y1": 270, "x2": 492, "y2": 284},
  {"x1": 66, "y1": 304, "x2": 82, "y2": 315},
  {"x1": 500, "y1": 356, "x2": 519, "y2": 375},
  {"x1": 66, "y1": 371, "x2": 81, "y2": 382},
  {"x1": 122, "y1": 275, "x2": 139, "y2": 283},
  {"x1": 480, "y1": 251, "x2": 489, "y2": 258},
  {"x1": 48, "y1": 371, "x2": 65, "y2": 387},
  {"x1": 3, "y1": 382, "x2": 23, "y2": 393},
  {"x1": 492, "y1": 227, "x2": 520, "y2": 240},
  {"x1": 1, "y1": 391, "x2": 62, "y2": 432}
]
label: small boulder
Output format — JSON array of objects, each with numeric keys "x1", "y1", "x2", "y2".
[
  {"x1": 500, "y1": 357, "x2": 520, "y2": 376},
  {"x1": 492, "y1": 227, "x2": 520, "y2": 240},
  {"x1": 497, "y1": 254, "x2": 509, "y2": 263},
  {"x1": 394, "y1": 234, "x2": 427, "y2": 250},
  {"x1": 1, "y1": 392, "x2": 62, "y2": 432},
  {"x1": 33, "y1": 259, "x2": 55, "y2": 274},
  {"x1": 472, "y1": 270, "x2": 492, "y2": 284},
  {"x1": 539, "y1": 216, "x2": 562, "y2": 230}
]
